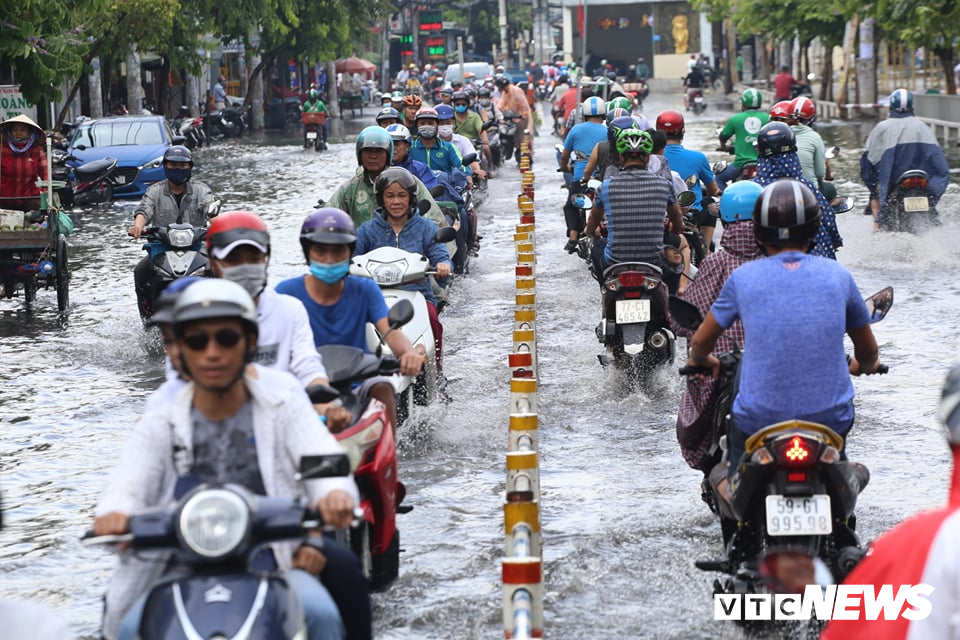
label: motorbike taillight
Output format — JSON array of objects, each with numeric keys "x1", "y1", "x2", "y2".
[
  {"x1": 776, "y1": 435, "x2": 817, "y2": 468},
  {"x1": 617, "y1": 272, "x2": 645, "y2": 288},
  {"x1": 901, "y1": 176, "x2": 928, "y2": 189},
  {"x1": 740, "y1": 165, "x2": 757, "y2": 179}
]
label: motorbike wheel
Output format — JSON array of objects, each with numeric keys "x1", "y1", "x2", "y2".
[
  {"x1": 55, "y1": 234, "x2": 70, "y2": 312},
  {"x1": 315, "y1": 136, "x2": 323, "y2": 152},
  {"x1": 371, "y1": 530, "x2": 400, "y2": 591},
  {"x1": 396, "y1": 387, "x2": 413, "y2": 428}
]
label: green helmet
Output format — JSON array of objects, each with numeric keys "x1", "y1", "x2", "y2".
[
  {"x1": 309, "y1": 89, "x2": 319, "y2": 100},
  {"x1": 615, "y1": 128, "x2": 653, "y2": 155},
  {"x1": 741, "y1": 88, "x2": 762, "y2": 110},
  {"x1": 355, "y1": 126, "x2": 394, "y2": 165},
  {"x1": 607, "y1": 96, "x2": 633, "y2": 112}
]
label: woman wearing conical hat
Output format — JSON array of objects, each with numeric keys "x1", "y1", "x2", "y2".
[{"x1": 0, "y1": 114, "x2": 48, "y2": 212}]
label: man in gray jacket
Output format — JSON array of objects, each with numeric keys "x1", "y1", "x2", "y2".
[
  {"x1": 93, "y1": 279, "x2": 357, "y2": 640},
  {"x1": 127, "y1": 145, "x2": 219, "y2": 318}
]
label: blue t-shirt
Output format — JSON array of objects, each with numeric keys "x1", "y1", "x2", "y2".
[
  {"x1": 662, "y1": 143, "x2": 714, "y2": 210},
  {"x1": 275, "y1": 275, "x2": 389, "y2": 352},
  {"x1": 710, "y1": 252, "x2": 871, "y2": 436},
  {"x1": 564, "y1": 121, "x2": 608, "y2": 180}
]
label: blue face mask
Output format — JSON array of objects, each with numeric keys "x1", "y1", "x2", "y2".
[
  {"x1": 309, "y1": 259, "x2": 350, "y2": 284},
  {"x1": 454, "y1": 104, "x2": 468, "y2": 114},
  {"x1": 164, "y1": 166, "x2": 192, "y2": 186}
]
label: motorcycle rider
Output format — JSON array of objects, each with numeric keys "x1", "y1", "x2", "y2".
[
  {"x1": 673, "y1": 181, "x2": 763, "y2": 476},
  {"x1": 374, "y1": 106, "x2": 401, "y2": 128},
  {"x1": 682, "y1": 63, "x2": 706, "y2": 111},
  {"x1": 400, "y1": 94, "x2": 422, "y2": 135},
  {"x1": 409, "y1": 107, "x2": 465, "y2": 179},
  {"x1": 585, "y1": 128, "x2": 684, "y2": 282},
  {"x1": 326, "y1": 126, "x2": 444, "y2": 227},
  {"x1": 494, "y1": 74, "x2": 532, "y2": 157},
  {"x1": 355, "y1": 167, "x2": 452, "y2": 378},
  {"x1": 437, "y1": 86, "x2": 454, "y2": 105},
  {"x1": 772, "y1": 65, "x2": 797, "y2": 102},
  {"x1": 476, "y1": 86, "x2": 504, "y2": 167},
  {"x1": 301, "y1": 88, "x2": 329, "y2": 147},
  {"x1": 658, "y1": 110, "x2": 721, "y2": 253},
  {"x1": 788, "y1": 96, "x2": 834, "y2": 200},
  {"x1": 384, "y1": 123, "x2": 438, "y2": 189},
  {"x1": 821, "y1": 363, "x2": 960, "y2": 640},
  {"x1": 860, "y1": 88, "x2": 949, "y2": 231},
  {"x1": 560, "y1": 96, "x2": 609, "y2": 253},
  {"x1": 753, "y1": 121, "x2": 842, "y2": 260},
  {"x1": 276, "y1": 208, "x2": 426, "y2": 433},
  {"x1": 716, "y1": 88, "x2": 769, "y2": 189},
  {"x1": 93, "y1": 278, "x2": 357, "y2": 640},
  {"x1": 436, "y1": 104, "x2": 485, "y2": 181},
  {"x1": 685, "y1": 180, "x2": 883, "y2": 490},
  {"x1": 128, "y1": 145, "x2": 218, "y2": 318},
  {"x1": 451, "y1": 90, "x2": 493, "y2": 172},
  {"x1": 580, "y1": 110, "x2": 636, "y2": 181}
]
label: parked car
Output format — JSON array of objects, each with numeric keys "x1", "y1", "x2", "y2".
[
  {"x1": 444, "y1": 62, "x2": 493, "y2": 85},
  {"x1": 66, "y1": 115, "x2": 185, "y2": 199}
]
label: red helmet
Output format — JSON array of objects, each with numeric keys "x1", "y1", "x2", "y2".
[
  {"x1": 206, "y1": 211, "x2": 270, "y2": 259},
  {"x1": 769, "y1": 101, "x2": 793, "y2": 122},
  {"x1": 789, "y1": 96, "x2": 816, "y2": 125},
  {"x1": 655, "y1": 110, "x2": 685, "y2": 137}
]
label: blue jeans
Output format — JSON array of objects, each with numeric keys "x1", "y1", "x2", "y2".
[
  {"x1": 119, "y1": 569, "x2": 344, "y2": 640},
  {"x1": 715, "y1": 162, "x2": 740, "y2": 191}
]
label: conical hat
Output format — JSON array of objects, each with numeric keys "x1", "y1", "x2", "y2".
[{"x1": 1, "y1": 114, "x2": 45, "y2": 143}]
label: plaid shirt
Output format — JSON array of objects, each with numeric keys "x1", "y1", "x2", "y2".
[{"x1": 0, "y1": 142, "x2": 48, "y2": 201}]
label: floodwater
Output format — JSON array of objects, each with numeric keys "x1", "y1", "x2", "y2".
[{"x1": 0, "y1": 89, "x2": 957, "y2": 639}]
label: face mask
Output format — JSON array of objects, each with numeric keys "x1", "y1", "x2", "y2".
[
  {"x1": 164, "y1": 166, "x2": 192, "y2": 186},
  {"x1": 309, "y1": 259, "x2": 350, "y2": 285},
  {"x1": 418, "y1": 125, "x2": 437, "y2": 139},
  {"x1": 454, "y1": 104, "x2": 468, "y2": 114},
  {"x1": 220, "y1": 262, "x2": 268, "y2": 298},
  {"x1": 479, "y1": 99, "x2": 491, "y2": 107},
  {"x1": 438, "y1": 125, "x2": 454, "y2": 138}
]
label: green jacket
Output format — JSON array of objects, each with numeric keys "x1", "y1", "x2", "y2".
[
  {"x1": 327, "y1": 169, "x2": 445, "y2": 227},
  {"x1": 302, "y1": 100, "x2": 327, "y2": 113}
]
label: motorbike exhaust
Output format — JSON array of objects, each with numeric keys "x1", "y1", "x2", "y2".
[{"x1": 648, "y1": 330, "x2": 669, "y2": 350}]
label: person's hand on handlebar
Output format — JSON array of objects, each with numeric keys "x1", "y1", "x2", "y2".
[
  {"x1": 399, "y1": 348, "x2": 425, "y2": 376},
  {"x1": 684, "y1": 353, "x2": 720, "y2": 382},
  {"x1": 435, "y1": 262, "x2": 452, "y2": 279}
]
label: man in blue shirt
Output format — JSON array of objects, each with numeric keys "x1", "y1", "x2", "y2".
[
  {"x1": 408, "y1": 107, "x2": 462, "y2": 177},
  {"x1": 559, "y1": 96, "x2": 609, "y2": 253},
  {"x1": 656, "y1": 109, "x2": 721, "y2": 253},
  {"x1": 685, "y1": 180, "x2": 883, "y2": 489},
  {"x1": 275, "y1": 208, "x2": 424, "y2": 432}
]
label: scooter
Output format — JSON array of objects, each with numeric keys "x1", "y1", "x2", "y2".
[
  {"x1": 688, "y1": 88, "x2": 706, "y2": 115},
  {"x1": 50, "y1": 148, "x2": 118, "y2": 208},
  {"x1": 171, "y1": 106, "x2": 206, "y2": 150},
  {"x1": 301, "y1": 111, "x2": 327, "y2": 152},
  {"x1": 310, "y1": 300, "x2": 415, "y2": 590},
  {"x1": 137, "y1": 200, "x2": 221, "y2": 322},
  {"x1": 500, "y1": 109, "x2": 520, "y2": 162},
  {"x1": 881, "y1": 169, "x2": 940, "y2": 233},
  {"x1": 571, "y1": 178, "x2": 602, "y2": 264},
  {"x1": 349, "y1": 226, "x2": 457, "y2": 425},
  {"x1": 82, "y1": 453, "x2": 352, "y2": 639}
]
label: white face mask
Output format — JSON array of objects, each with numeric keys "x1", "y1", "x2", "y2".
[
  {"x1": 220, "y1": 263, "x2": 268, "y2": 298},
  {"x1": 418, "y1": 125, "x2": 437, "y2": 139},
  {"x1": 479, "y1": 99, "x2": 491, "y2": 107},
  {"x1": 438, "y1": 124, "x2": 454, "y2": 138}
]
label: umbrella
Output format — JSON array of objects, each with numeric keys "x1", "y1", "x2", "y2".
[{"x1": 335, "y1": 56, "x2": 377, "y2": 75}]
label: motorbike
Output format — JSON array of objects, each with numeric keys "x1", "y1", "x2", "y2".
[
  {"x1": 499, "y1": 109, "x2": 520, "y2": 163},
  {"x1": 137, "y1": 200, "x2": 221, "y2": 322},
  {"x1": 301, "y1": 112, "x2": 327, "y2": 152},
  {"x1": 311, "y1": 300, "x2": 415, "y2": 590},
  {"x1": 881, "y1": 169, "x2": 940, "y2": 233},
  {"x1": 688, "y1": 88, "x2": 706, "y2": 115},
  {"x1": 349, "y1": 226, "x2": 457, "y2": 425},
  {"x1": 82, "y1": 453, "x2": 352, "y2": 640},
  {"x1": 50, "y1": 148, "x2": 118, "y2": 209},
  {"x1": 571, "y1": 178, "x2": 602, "y2": 263},
  {"x1": 171, "y1": 106, "x2": 206, "y2": 150},
  {"x1": 670, "y1": 287, "x2": 893, "y2": 614},
  {"x1": 204, "y1": 99, "x2": 247, "y2": 139}
]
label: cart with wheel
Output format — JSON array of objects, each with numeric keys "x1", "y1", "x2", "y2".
[{"x1": 0, "y1": 183, "x2": 72, "y2": 312}]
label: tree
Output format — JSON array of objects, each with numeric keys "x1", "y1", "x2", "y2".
[{"x1": 873, "y1": 0, "x2": 960, "y2": 95}]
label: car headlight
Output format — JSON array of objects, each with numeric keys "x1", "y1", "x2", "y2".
[
  {"x1": 167, "y1": 228, "x2": 196, "y2": 249},
  {"x1": 177, "y1": 488, "x2": 250, "y2": 559},
  {"x1": 370, "y1": 260, "x2": 406, "y2": 286},
  {"x1": 139, "y1": 155, "x2": 164, "y2": 170}
]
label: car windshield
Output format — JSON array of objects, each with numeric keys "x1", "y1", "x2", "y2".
[{"x1": 73, "y1": 120, "x2": 165, "y2": 148}]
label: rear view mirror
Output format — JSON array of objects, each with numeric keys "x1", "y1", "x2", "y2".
[
  {"x1": 429, "y1": 185, "x2": 446, "y2": 198},
  {"x1": 417, "y1": 199, "x2": 435, "y2": 215},
  {"x1": 677, "y1": 190, "x2": 697, "y2": 208},
  {"x1": 865, "y1": 286, "x2": 894, "y2": 324},
  {"x1": 205, "y1": 200, "x2": 222, "y2": 218},
  {"x1": 573, "y1": 194, "x2": 593, "y2": 209},
  {"x1": 825, "y1": 146, "x2": 840, "y2": 160},
  {"x1": 387, "y1": 298, "x2": 415, "y2": 328},
  {"x1": 586, "y1": 178, "x2": 603, "y2": 192},
  {"x1": 711, "y1": 161, "x2": 727, "y2": 175},
  {"x1": 461, "y1": 152, "x2": 478, "y2": 166},
  {"x1": 306, "y1": 383, "x2": 340, "y2": 404},
  {"x1": 298, "y1": 454, "x2": 351, "y2": 480},
  {"x1": 830, "y1": 196, "x2": 855, "y2": 214},
  {"x1": 434, "y1": 225, "x2": 457, "y2": 244},
  {"x1": 669, "y1": 295, "x2": 704, "y2": 331}
]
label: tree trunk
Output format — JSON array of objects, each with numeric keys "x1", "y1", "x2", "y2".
[
  {"x1": 935, "y1": 47, "x2": 956, "y2": 95},
  {"x1": 820, "y1": 50, "x2": 834, "y2": 102},
  {"x1": 87, "y1": 57, "x2": 104, "y2": 121},
  {"x1": 126, "y1": 47, "x2": 143, "y2": 115}
]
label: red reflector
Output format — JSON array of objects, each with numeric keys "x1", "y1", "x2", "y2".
[
  {"x1": 901, "y1": 176, "x2": 928, "y2": 189},
  {"x1": 784, "y1": 436, "x2": 810, "y2": 463},
  {"x1": 623, "y1": 291, "x2": 641, "y2": 299},
  {"x1": 787, "y1": 472, "x2": 807, "y2": 482},
  {"x1": 741, "y1": 166, "x2": 757, "y2": 178},
  {"x1": 618, "y1": 272, "x2": 645, "y2": 287}
]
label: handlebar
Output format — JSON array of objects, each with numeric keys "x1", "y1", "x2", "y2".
[
  {"x1": 81, "y1": 530, "x2": 134, "y2": 546},
  {"x1": 679, "y1": 364, "x2": 713, "y2": 376}
]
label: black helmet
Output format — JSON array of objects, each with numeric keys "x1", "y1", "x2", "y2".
[
  {"x1": 374, "y1": 166, "x2": 418, "y2": 212},
  {"x1": 478, "y1": 87, "x2": 491, "y2": 98},
  {"x1": 494, "y1": 74, "x2": 510, "y2": 88},
  {"x1": 752, "y1": 179, "x2": 821, "y2": 247},
  {"x1": 756, "y1": 122, "x2": 797, "y2": 157},
  {"x1": 451, "y1": 90, "x2": 469, "y2": 103},
  {"x1": 163, "y1": 145, "x2": 193, "y2": 165},
  {"x1": 299, "y1": 208, "x2": 356, "y2": 261},
  {"x1": 940, "y1": 364, "x2": 960, "y2": 445}
]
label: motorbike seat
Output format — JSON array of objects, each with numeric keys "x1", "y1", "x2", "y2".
[
  {"x1": 75, "y1": 157, "x2": 118, "y2": 180},
  {"x1": 601, "y1": 261, "x2": 662, "y2": 281}
]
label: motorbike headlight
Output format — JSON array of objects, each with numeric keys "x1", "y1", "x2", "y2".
[
  {"x1": 139, "y1": 155, "x2": 164, "y2": 170},
  {"x1": 178, "y1": 488, "x2": 250, "y2": 559},
  {"x1": 370, "y1": 260, "x2": 406, "y2": 286},
  {"x1": 167, "y1": 228, "x2": 196, "y2": 249}
]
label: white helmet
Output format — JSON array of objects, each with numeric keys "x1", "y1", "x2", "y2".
[
  {"x1": 172, "y1": 279, "x2": 258, "y2": 331},
  {"x1": 582, "y1": 96, "x2": 607, "y2": 117}
]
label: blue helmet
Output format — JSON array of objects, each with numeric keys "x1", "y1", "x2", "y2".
[
  {"x1": 582, "y1": 96, "x2": 606, "y2": 117},
  {"x1": 606, "y1": 116, "x2": 638, "y2": 149},
  {"x1": 719, "y1": 180, "x2": 763, "y2": 223},
  {"x1": 434, "y1": 104, "x2": 455, "y2": 120},
  {"x1": 375, "y1": 106, "x2": 400, "y2": 123},
  {"x1": 889, "y1": 88, "x2": 914, "y2": 113},
  {"x1": 355, "y1": 126, "x2": 394, "y2": 165}
]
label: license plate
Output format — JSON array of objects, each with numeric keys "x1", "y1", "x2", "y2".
[
  {"x1": 694, "y1": 96, "x2": 704, "y2": 103},
  {"x1": 306, "y1": 131, "x2": 318, "y2": 139},
  {"x1": 113, "y1": 175, "x2": 126, "y2": 184},
  {"x1": 615, "y1": 299, "x2": 651, "y2": 324},
  {"x1": 765, "y1": 495, "x2": 832, "y2": 536},
  {"x1": 903, "y1": 196, "x2": 929, "y2": 212}
]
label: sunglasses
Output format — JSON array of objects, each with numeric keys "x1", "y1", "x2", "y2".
[{"x1": 181, "y1": 329, "x2": 243, "y2": 351}]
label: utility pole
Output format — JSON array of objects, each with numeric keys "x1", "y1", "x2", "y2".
[{"x1": 499, "y1": 0, "x2": 509, "y2": 67}]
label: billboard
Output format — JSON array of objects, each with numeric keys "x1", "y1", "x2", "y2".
[{"x1": 0, "y1": 86, "x2": 38, "y2": 122}]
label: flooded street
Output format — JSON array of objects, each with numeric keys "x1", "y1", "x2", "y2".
[{"x1": 1, "y1": 89, "x2": 958, "y2": 638}]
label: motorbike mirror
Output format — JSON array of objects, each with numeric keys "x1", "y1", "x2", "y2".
[
  {"x1": 677, "y1": 190, "x2": 697, "y2": 208},
  {"x1": 573, "y1": 194, "x2": 593, "y2": 209},
  {"x1": 461, "y1": 152, "x2": 478, "y2": 166},
  {"x1": 685, "y1": 174, "x2": 699, "y2": 188},
  {"x1": 865, "y1": 286, "x2": 894, "y2": 324},
  {"x1": 305, "y1": 383, "x2": 341, "y2": 404},
  {"x1": 429, "y1": 185, "x2": 446, "y2": 199},
  {"x1": 297, "y1": 454, "x2": 351, "y2": 480},
  {"x1": 586, "y1": 178, "x2": 603, "y2": 191},
  {"x1": 669, "y1": 295, "x2": 703, "y2": 331},
  {"x1": 758, "y1": 548, "x2": 831, "y2": 594},
  {"x1": 711, "y1": 160, "x2": 728, "y2": 175},
  {"x1": 434, "y1": 225, "x2": 457, "y2": 244},
  {"x1": 204, "y1": 200, "x2": 222, "y2": 218},
  {"x1": 807, "y1": 72, "x2": 817, "y2": 81},
  {"x1": 825, "y1": 146, "x2": 840, "y2": 160},
  {"x1": 387, "y1": 298, "x2": 415, "y2": 329},
  {"x1": 417, "y1": 199, "x2": 436, "y2": 216},
  {"x1": 830, "y1": 196, "x2": 855, "y2": 214},
  {"x1": 482, "y1": 119, "x2": 498, "y2": 131},
  {"x1": 172, "y1": 135, "x2": 188, "y2": 146}
]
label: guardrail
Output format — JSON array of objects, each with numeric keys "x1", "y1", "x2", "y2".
[{"x1": 503, "y1": 136, "x2": 544, "y2": 639}]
